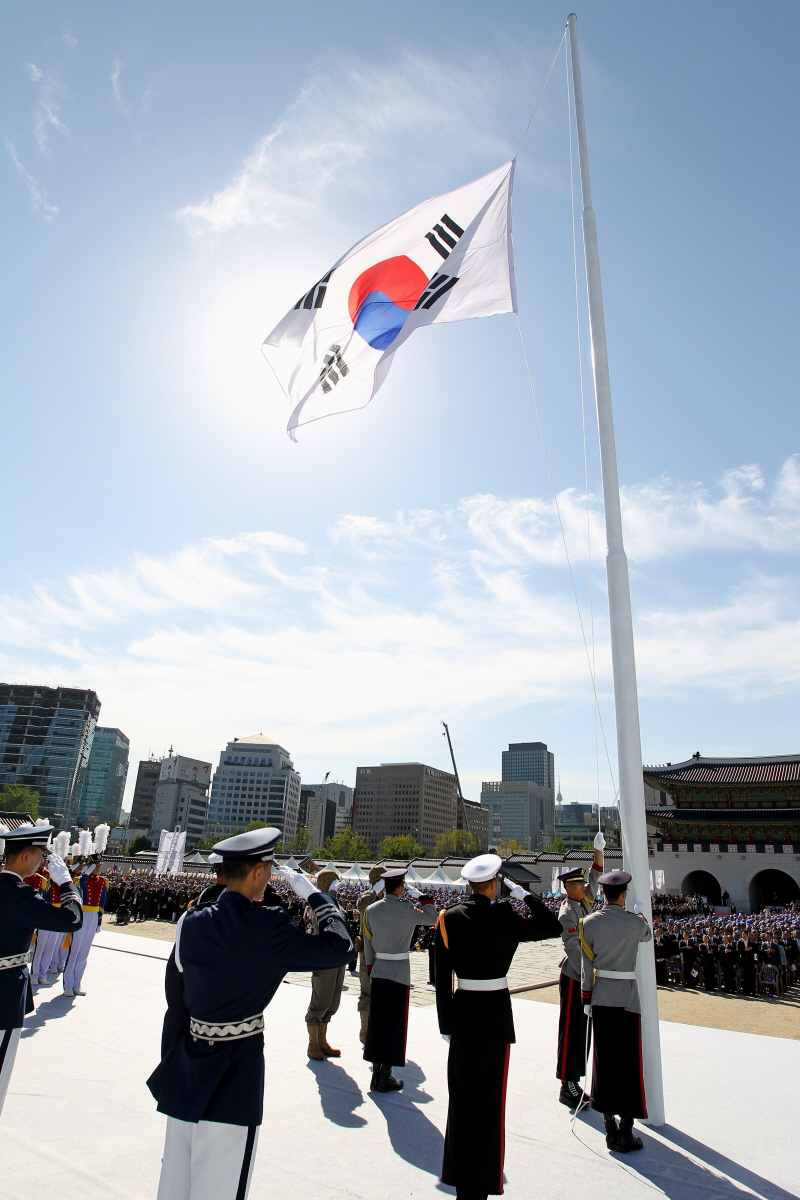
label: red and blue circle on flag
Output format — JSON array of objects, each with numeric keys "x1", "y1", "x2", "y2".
[{"x1": 348, "y1": 256, "x2": 428, "y2": 350}]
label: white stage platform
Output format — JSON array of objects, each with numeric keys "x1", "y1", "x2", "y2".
[{"x1": 2, "y1": 929, "x2": 798, "y2": 1200}]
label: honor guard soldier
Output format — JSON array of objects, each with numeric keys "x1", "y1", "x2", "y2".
[
  {"x1": 304, "y1": 869, "x2": 347, "y2": 1060},
  {"x1": 356, "y1": 865, "x2": 385, "y2": 1042},
  {"x1": 0, "y1": 823, "x2": 83, "y2": 1116},
  {"x1": 147, "y1": 828, "x2": 353, "y2": 1200},
  {"x1": 435, "y1": 854, "x2": 561, "y2": 1200},
  {"x1": 362, "y1": 866, "x2": 436, "y2": 1092},
  {"x1": 579, "y1": 869, "x2": 652, "y2": 1153},
  {"x1": 63, "y1": 858, "x2": 107, "y2": 996},
  {"x1": 555, "y1": 831, "x2": 604, "y2": 1107}
]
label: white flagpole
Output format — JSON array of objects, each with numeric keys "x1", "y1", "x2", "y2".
[{"x1": 566, "y1": 13, "x2": 665, "y2": 1125}]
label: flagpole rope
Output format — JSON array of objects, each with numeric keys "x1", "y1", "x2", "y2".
[
  {"x1": 514, "y1": 311, "x2": 618, "y2": 800},
  {"x1": 513, "y1": 30, "x2": 567, "y2": 158},
  {"x1": 565, "y1": 35, "x2": 603, "y2": 823}
]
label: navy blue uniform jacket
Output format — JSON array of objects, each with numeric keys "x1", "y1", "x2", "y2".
[
  {"x1": 0, "y1": 871, "x2": 83, "y2": 1029},
  {"x1": 147, "y1": 889, "x2": 352, "y2": 1126}
]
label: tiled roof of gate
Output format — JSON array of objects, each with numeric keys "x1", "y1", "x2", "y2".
[{"x1": 644, "y1": 756, "x2": 800, "y2": 786}]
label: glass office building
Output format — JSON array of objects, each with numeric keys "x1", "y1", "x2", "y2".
[
  {"x1": 501, "y1": 741, "x2": 555, "y2": 788},
  {"x1": 0, "y1": 684, "x2": 101, "y2": 829},
  {"x1": 77, "y1": 726, "x2": 130, "y2": 827}
]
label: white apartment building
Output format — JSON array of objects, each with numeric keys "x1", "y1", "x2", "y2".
[
  {"x1": 205, "y1": 734, "x2": 301, "y2": 840},
  {"x1": 150, "y1": 755, "x2": 212, "y2": 844}
]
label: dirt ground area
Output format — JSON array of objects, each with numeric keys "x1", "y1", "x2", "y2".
[
  {"x1": 106, "y1": 919, "x2": 178, "y2": 943},
  {"x1": 524, "y1": 978, "x2": 800, "y2": 1039}
]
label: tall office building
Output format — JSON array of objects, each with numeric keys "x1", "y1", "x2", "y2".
[
  {"x1": 305, "y1": 781, "x2": 355, "y2": 835},
  {"x1": 205, "y1": 735, "x2": 301, "y2": 840},
  {"x1": 480, "y1": 780, "x2": 555, "y2": 852},
  {"x1": 502, "y1": 741, "x2": 555, "y2": 788},
  {"x1": 150, "y1": 755, "x2": 212, "y2": 843},
  {"x1": 129, "y1": 758, "x2": 162, "y2": 831},
  {"x1": 352, "y1": 763, "x2": 457, "y2": 854},
  {"x1": 77, "y1": 726, "x2": 130, "y2": 828},
  {"x1": 0, "y1": 684, "x2": 100, "y2": 828},
  {"x1": 555, "y1": 800, "x2": 621, "y2": 850}
]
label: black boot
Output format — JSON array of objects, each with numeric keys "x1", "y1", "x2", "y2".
[
  {"x1": 370, "y1": 1063, "x2": 380, "y2": 1090},
  {"x1": 559, "y1": 1080, "x2": 583, "y2": 1108},
  {"x1": 616, "y1": 1116, "x2": 643, "y2": 1153},
  {"x1": 377, "y1": 1064, "x2": 404, "y2": 1092},
  {"x1": 602, "y1": 1113, "x2": 618, "y2": 1150}
]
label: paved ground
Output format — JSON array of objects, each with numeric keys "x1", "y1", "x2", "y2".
[
  {"x1": 106, "y1": 919, "x2": 800, "y2": 1035},
  {"x1": 5, "y1": 929, "x2": 798, "y2": 1200}
]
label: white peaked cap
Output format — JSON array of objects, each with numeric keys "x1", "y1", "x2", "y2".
[{"x1": 461, "y1": 853, "x2": 503, "y2": 884}]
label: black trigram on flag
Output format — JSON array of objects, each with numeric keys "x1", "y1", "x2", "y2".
[
  {"x1": 414, "y1": 272, "x2": 458, "y2": 310},
  {"x1": 319, "y1": 344, "x2": 349, "y2": 393},
  {"x1": 424, "y1": 213, "x2": 464, "y2": 260},
  {"x1": 294, "y1": 269, "x2": 333, "y2": 311}
]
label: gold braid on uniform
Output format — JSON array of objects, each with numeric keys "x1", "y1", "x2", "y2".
[
  {"x1": 435, "y1": 908, "x2": 449, "y2": 949},
  {"x1": 578, "y1": 917, "x2": 595, "y2": 961},
  {"x1": 362, "y1": 910, "x2": 373, "y2": 942}
]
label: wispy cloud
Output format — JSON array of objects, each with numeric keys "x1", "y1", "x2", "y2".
[
  {"x1": 1, "y1": 461, "x2": 799, "y2": 768},
  {"x1": 25, "y1": 63, "x2": 71, "y2": 154},
  {"x1": 175, "y1": 48, "x2": 516, "y2": 238},
  {"x1": 5, "y1": 140, "x2": 59, "y2": 220}
]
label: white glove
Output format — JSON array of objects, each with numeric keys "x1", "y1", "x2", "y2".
[
  {"x1": 329, "y1": 880, "x2": 341, "y2": 893},
  {"x1": 47, "y1": 854, "x2": 73, "y2": 887},
  {"x1": 594, "y1": 831, "x2": 606, "y2": 851},
  {"x1": 633, "y1": 898, "x2": 646, "y2": 916},
  {"x1": 286, "y1": 871, "x2": 317, "y2": 901},
  {"x1": 507, "y1": 883, "x2": 527, "y2": 901},
  {"x1": 441, "y1": 1034, "x2": 451, "y2": 1044},
  {"x1": 583, "y1": 1004, "x2": 592, "y2": 1017},
  {"x1": 406, "y1": 885, "x2": 423, "y2": 899},
  {"x1": 373, "y1": 879, "x2": 385, "y2": 895}
]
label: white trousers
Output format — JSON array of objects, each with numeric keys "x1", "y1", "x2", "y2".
[
  {"x1": 156, "y1": 1116, "x2": 259, "y2": 1200},
  {"x1": 50, "y1": 934, "x2": 69, "y2": 970},
  {"x1": 31, "y1": 929, "x2": 61, "y2": 979},
  {"x1": 0, "y1": 1028, "x2": 22, "y2": 1118},
  {"x1": 63, "y1": 912, "x2": 98, "y2": 989}
]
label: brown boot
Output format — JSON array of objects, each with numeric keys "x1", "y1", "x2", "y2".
[
  {"x1": 306, "y1": 1025, "x2": 325, "y2": 1061},
  {"x1": 359, "y1": 1010, "x2": 369, "y2": 1043},
  {"x1": 318, "y1": 1023, "x2": 341, "y2": 1057}
]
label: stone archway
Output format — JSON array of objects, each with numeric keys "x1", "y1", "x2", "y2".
[
  {"x1": 681, "y1": 869, "x2": 721, "y2": 905},
  {"x1": 748, "y1": 868, "x2": 800, "y2": 912}
]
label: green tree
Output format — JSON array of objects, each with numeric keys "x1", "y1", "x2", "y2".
[
  {"x1": 377, "y1": 834, "x2": 423, "y2": 860},
  {"x1": 325, "y1": 827, "x2": 372, "y2": 860},
  {"x1": 496, "y1": 837, "x2": 524, "y2": 857},
  {"x1": 433, "y1": 829, "x2": 482, "y2": 858},
  {"x1": 0, "y1": 783, "x2": 40, "y2": 820},
  {"x1": 128, "y1": 835, "x2": 152, "y2": 855},
  {"x1": 580, "y1": 841, "x2": 595, "y2": 852},
  {"x1": 290, "y1": 827, "x2": 315, "y2": 856},
  {"x1": 543, "y1": 835, "x2": 567, "y2": 853}
]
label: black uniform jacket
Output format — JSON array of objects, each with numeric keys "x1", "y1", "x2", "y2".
[
  {"x1": 0, "y1": 871, "x2": 83, "y2": 1029},
  {"x1": 147, "y1": 888, "x2": 352, "y2": 1126},
  {"x1": 435, "y1": 893, "x2": 561, "y2": 1043}
]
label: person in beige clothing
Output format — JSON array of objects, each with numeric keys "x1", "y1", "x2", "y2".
[{"x1": 305, "y1": 869, "x2": 347, "y2": 1060}]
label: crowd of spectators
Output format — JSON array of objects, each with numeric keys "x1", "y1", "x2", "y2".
[{"x1": 651, "y1": 893, "x2": 799, "y2": 997}]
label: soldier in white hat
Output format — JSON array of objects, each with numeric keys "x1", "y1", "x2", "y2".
[
  {"x1": 362, "y1": 866, "x2": 437, "y2": 1092},
  {"x1": 554, "y1": 831, "x2": 605, "y2": 1108},
  {"x1": 0, "y1": 823, "x2": 83, "y2": 1115},
  {"x1": 579, "y1": 869, "x2": 652, "y2": 1153},
  {"x1": 147, "y1": 828, "x2": 353, "y2": 1200},
  {"x1": 435, "y1": 853, "x2": 561, "y2": 1200}
]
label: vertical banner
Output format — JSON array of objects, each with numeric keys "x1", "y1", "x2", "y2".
[{"x1": 156, "y1": 830, "x2": 187, "y2": 875}]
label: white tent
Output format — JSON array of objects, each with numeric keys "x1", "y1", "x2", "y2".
[
  {"x1": 341, "y1": 863, "x2": 369, "y2": 880},
  {"x1": 405, "y1": 865, "x2": 425, "y2": 883},
  {"x1": 282, "y1": 856, "x2": 300, "y2": 870},
  {"x1": 421, "y1": 866, "x2": 450, "y2": 887},
  {"x1": 319, "y1": 860, "x2": 341, "y2": 875},
  {"x1": 185, "y1": 852, "x2": 207, "y2": 863}
]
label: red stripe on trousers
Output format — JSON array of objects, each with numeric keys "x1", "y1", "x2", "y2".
[
  {"x1": 560, "y1": 976, "x2": 575, "y2": 1079},
  {"x1": 497, "y1": 1043, "x2": 511, "y2": 1195}
]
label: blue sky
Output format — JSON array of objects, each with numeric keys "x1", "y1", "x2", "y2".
[{"x1": 1, "y1": 1, "x2": 798, "y2": 813}]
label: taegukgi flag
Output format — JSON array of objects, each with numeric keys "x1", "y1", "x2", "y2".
[{"x1": 262, "y1": 161, "x2": 516, "y2": 441}]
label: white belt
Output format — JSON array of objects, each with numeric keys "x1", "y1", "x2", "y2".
[
  {"x1": 376, "y1": 951, "x2": 410, "y2": 961},
  {"x1": 190, "y1": 1012, "x2": 264, "y2": 1043},
  {"x1": 0, "y1": 951, "x2": 31, "y2": 971},
  {"x1": 596, "y1": 969, "x2": 637, "y2": 980},
  {"x1": 457, "y1": 976, "x2": 508, "y2": 991}
]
